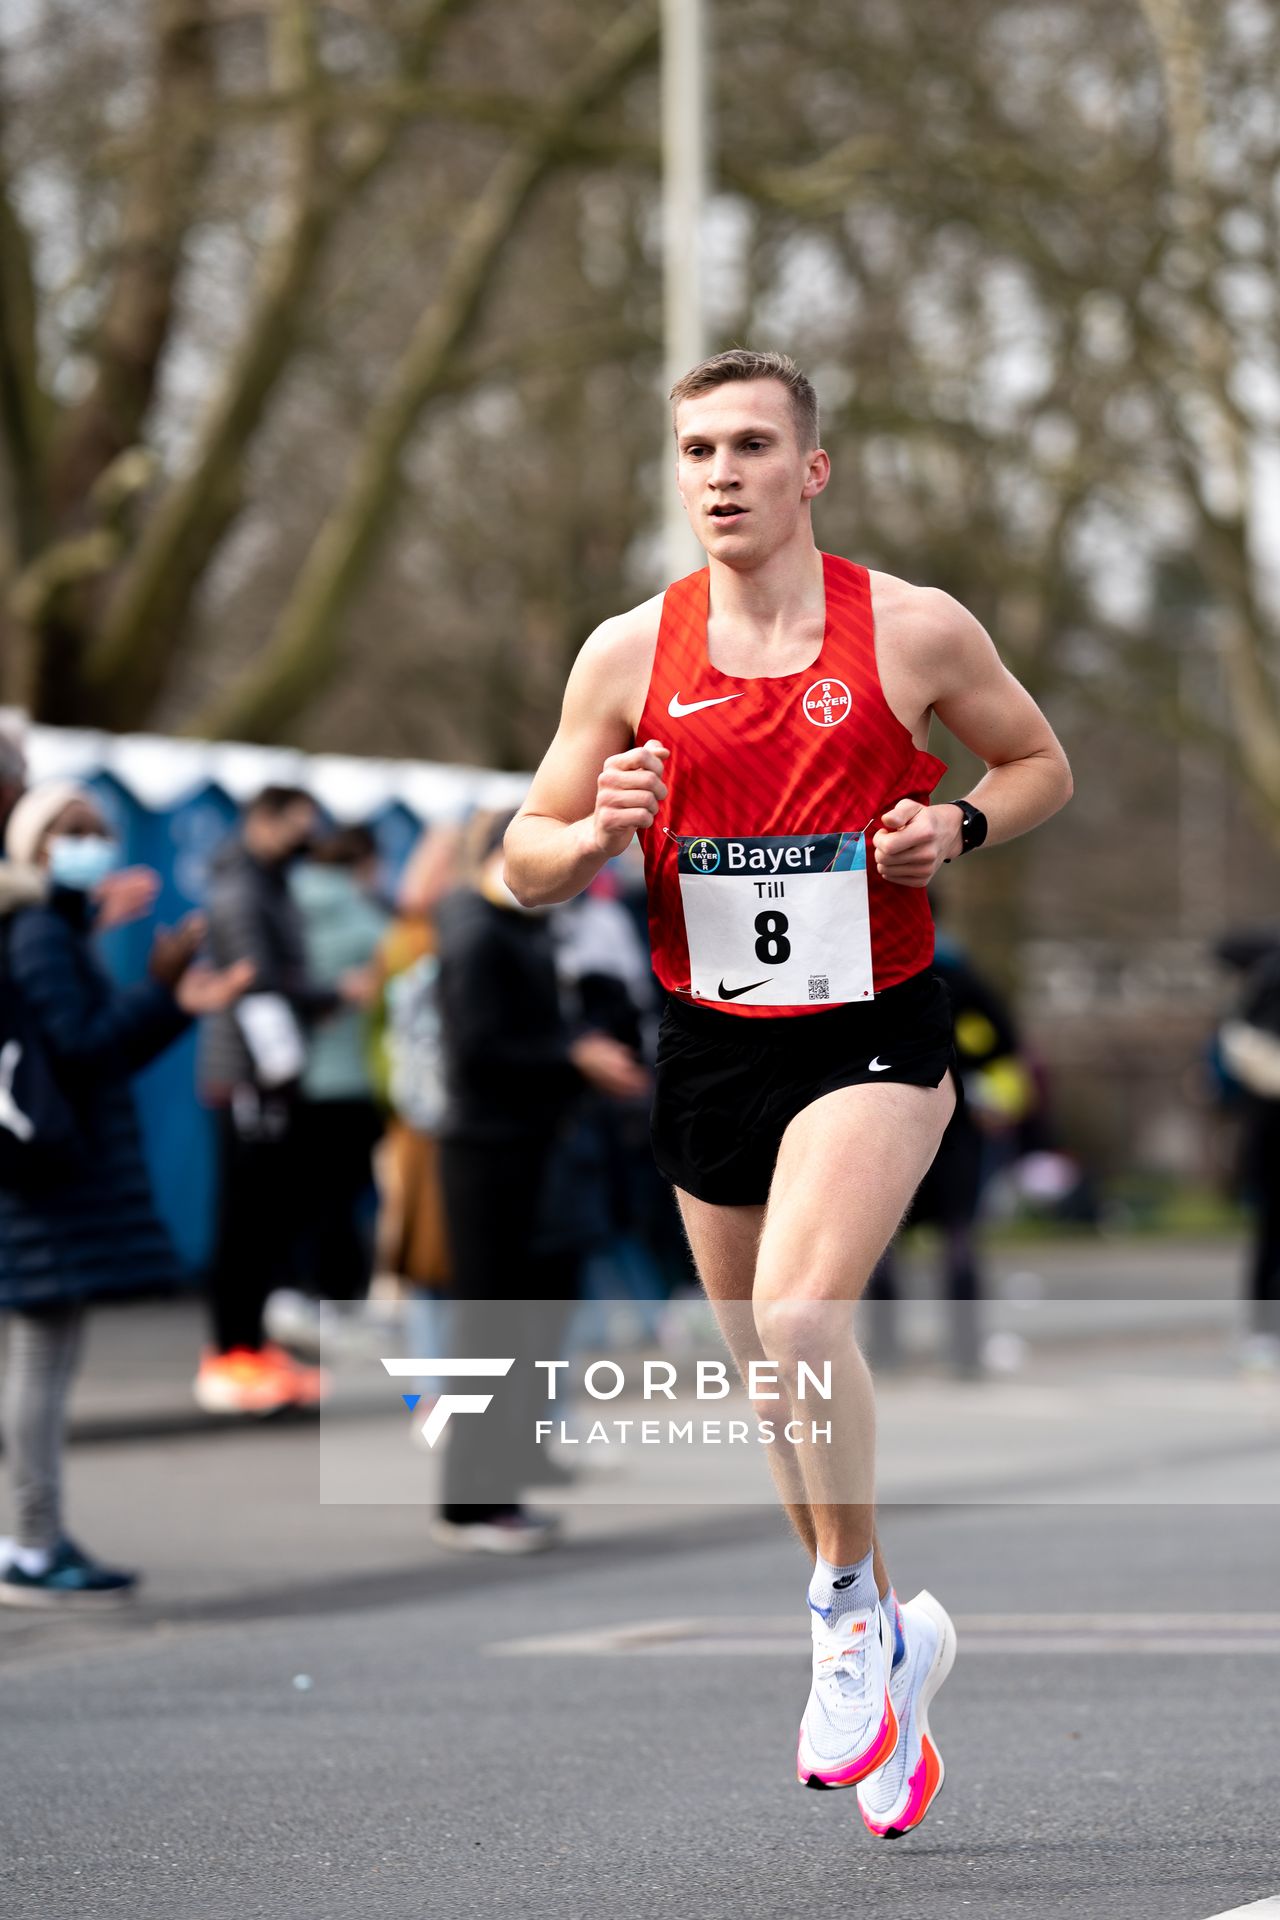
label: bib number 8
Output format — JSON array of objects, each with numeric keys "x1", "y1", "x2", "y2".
[{"x1": 753, "y1": 910, "x2": 791, "y2": 965}]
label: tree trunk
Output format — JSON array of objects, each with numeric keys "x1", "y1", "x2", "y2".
[{"x1": 195, "y1": 2, "x2": 660, "y2": 743}]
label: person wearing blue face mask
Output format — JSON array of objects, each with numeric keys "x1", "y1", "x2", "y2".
[
  {"x1": 0, "y1": 782, "x2": 253, "y2": 1606},
  {"x1": 45, "y1": 828, "x2": 121, "y2": 893}
]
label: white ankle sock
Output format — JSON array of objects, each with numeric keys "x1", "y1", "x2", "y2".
[{"x1": 808, "y1": 1546, "x2": 878, "y2": 1620}]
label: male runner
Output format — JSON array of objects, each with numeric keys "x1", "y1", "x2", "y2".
[{"x1": 505, "y1": 349, "x2": 1072, "y2": 1837}]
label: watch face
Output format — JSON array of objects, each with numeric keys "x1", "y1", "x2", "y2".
[{"x1": 960, "y1": 803, "x2": 986, "y2": 851}]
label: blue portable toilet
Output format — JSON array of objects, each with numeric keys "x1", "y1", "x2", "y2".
[
  {"x1": 86, "y1": 778, "x2": 241, "y2": 1277},
  {"x1": 130, "y1": 783, "x2": 241, "y2": 1273},
  {"x1": 368, "y1": 800, "x2": 422, "y2": 895}
]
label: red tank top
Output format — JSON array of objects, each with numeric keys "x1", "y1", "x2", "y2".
[{"x1": 637, "y1": 552, "x2": 947, "y2": 1018}]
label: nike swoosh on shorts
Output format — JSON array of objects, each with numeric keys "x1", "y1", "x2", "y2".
[
  {"x1": 869, "y1": 1057, "x2": 892, "y2": 1071},
  {"x1": 668, "y1": 692, "x2": 745, "y2": 718}
]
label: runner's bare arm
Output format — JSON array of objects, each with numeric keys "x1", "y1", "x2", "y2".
[
  {"x1": 874, "y1": 590, "x2": 1072, "y2": 886},
  {"x1": 505, "y1": 607, "x2": 668, "y2": 908}
]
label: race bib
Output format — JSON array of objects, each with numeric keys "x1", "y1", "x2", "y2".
[{"x1": 674, "y1": 831, "x2": 873, "y2": 1008}]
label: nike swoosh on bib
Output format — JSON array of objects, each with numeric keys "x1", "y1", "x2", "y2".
[
  {"x1": 668, "y1": 691, "x2": 745, "y2": 718},
  {"x1": 718, "y1": 979, "x2": 769, "y2": 1000}
]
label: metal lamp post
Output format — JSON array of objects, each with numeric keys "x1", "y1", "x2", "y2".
[{"x1": 661, "y1": 0, "x2": 709, "y2": 580}]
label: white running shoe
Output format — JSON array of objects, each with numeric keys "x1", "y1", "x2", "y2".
[
  {"x1": 797, "y1": 1599, "x2": 899, "y2": 1789},
  {"x1": 856, "y1": 1590, "x2": 957, "y2": 1839}
]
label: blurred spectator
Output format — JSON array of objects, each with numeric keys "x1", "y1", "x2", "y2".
[
  {"x1": 0, "y1": 730, "x2": 28, "y2": 840},
  {"x1": 0, "y1": 731, "x2": 164, "y2": 935},
  {"x1": 0, "y1": 783, "x2": 250, "y2": 1605},
  {"x1": 371, "y1": 826, "x2": 458, "y2": 1400},
  {"x1": 430, "y1": 810, "x2": 648, "y2": 1554},
  {"x1": 555, "y1": 870, "x2": 691, "y2": 1334},
  {"x1": 0, "y1": 738, "x2": 45, "y2": 934},
  {"x1": 607, "y1": 844, "x2": 703, "y2": 1304},
  {"x1": 1215, "y1": 927, "x2": 1280, "y2": 1369},
  {"x1": 556, "y1": 868, "x2": 652, "y2": 1053},
  {"x1": 866, "y1": 924, "x2": 1037, "y2": 1378},
  {"x1": 194, "y1": 786, "x2": 366, "y2": 1415},
  {"x1": 372, "y1": 827, "x2": 456, "y2": 1293},
  {"x1": 261, "y1": 828, "x2": 388, "y2": 1353}
]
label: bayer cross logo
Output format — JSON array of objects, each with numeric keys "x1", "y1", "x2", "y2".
[
  {"x1": 687, "y1": 838, "x2": 720, "y2": 872},
  {"x1": 801, "y1": 677, "x2": 852, "y2": 728}
]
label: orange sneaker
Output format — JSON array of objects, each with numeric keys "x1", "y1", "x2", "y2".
[
  {"x1": 260, "y1": 1343, "x2": 331, "y2": 1408},
  {"x1": 193, "y1": 1347, "x2": 295, "y2": 1416}
]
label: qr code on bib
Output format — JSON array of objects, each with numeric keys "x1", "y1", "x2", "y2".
[{"x1": 808, "y1": 975, "x2": 830, "y2": 1002}]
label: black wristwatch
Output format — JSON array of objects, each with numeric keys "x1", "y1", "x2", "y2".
[{"x1": 942, "y1": 798, "x2": 988, "y2": 861}]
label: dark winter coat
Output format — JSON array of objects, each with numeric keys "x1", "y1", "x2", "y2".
[
  {"x1": 435, "y1": 885, "x2": 606, "y2": 1258},
  {"x1": 198, "y1": 839, "x2": 338, "y2": 1097},
  {"x1": 435, "y1": 887, "x2": 583, "y2": 1143},
  {"x1": 0, "y1": 888, "x2": 189, "y2": 1311}
]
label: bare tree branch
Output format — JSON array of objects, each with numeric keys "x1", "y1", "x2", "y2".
[
  {"x1": 44, "y1": 0, "x2": 217, "y2": 528},
  {"x1": 1136, "y1": 0, "x2": 1280, "y2": 818},
  {"x1": 80, "y1": 0, "x2": 473, "y2": 724},
  {"x1": 8, "y1": 529, "x2": 122, "y2": 628},
  {"x1": 436, "y1": 316, "x2": 657, "y2": 400},
  {"x1": 0, "y1": 78, "x2": 49, "y2": 570},
  {"x1": 194, "y1": 0, "x2": 659, "y2": 742}
]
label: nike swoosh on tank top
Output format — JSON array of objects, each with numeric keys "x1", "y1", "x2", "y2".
[{"x1": 637, "y1": 552, "x2": 947, "y2": 1017}]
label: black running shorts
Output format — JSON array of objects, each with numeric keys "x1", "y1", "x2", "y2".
[{"x1": 650, "y1": 966, "x2": 957, "y2": 1206}]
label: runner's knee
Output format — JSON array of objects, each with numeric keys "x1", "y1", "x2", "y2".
[{"x1": 753, "y1": 1294, "x2": 850, "y2": 1376}]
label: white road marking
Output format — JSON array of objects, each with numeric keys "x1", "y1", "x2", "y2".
[
  {"x1": 1199, "y1": 1900, "x2": 1280, "y2": 1919},
  {"x1": 491, "y1": 1613, "x2": 1280, "y2": 1658}
]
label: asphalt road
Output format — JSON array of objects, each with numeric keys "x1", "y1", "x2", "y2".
[{"x1": 1, "y1": 1323, "x2": 1278, "y2": 1920}]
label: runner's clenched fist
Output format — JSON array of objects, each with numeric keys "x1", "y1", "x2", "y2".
[
  {"x1": 872, "y1": 799, "x2": 962, "y2": 887},
  {"x1": 589, "y1": 738, "x2": 670, "y2": 857}
]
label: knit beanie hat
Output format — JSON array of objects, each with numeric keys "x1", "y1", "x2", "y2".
[{"x1": 4, "y1": 780, "x2": 90, "y2": 866}]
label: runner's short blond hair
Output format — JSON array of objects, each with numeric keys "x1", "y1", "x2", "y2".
[{"x1": 669, "y1": 349, "x2": 819, "y2": 452}]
